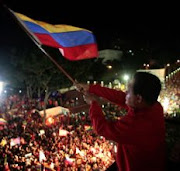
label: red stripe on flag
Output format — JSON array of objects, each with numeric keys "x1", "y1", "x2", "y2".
[
  {"x1": 61, "y1": 44, "x2": 99, "y2": 60},
  {"x1": 34, "y1": 33, "x2": 98, "y2": 60},
  {"x1": 35, "y1": 33, "x2": 61, "y2": 48}
]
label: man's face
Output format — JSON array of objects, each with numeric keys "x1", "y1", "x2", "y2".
[{"x1": 125, "y1": 80, "x2": 138, "y2": 108}]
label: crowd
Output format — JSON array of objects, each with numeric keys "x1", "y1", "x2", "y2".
[
  {"x1": 161, "y1": 68, "x2": 180, "y2": 117},
  {"x1": 0, "y1": 69, "x2": 179, "y2": 170},
  {"x1": 0, "y1": 95, "x2": 116, "y2": 170}
]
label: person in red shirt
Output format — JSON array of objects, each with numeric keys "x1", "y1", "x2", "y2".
[{"x1": 75, "y1": 72, "x2": 166, "y2": 171}]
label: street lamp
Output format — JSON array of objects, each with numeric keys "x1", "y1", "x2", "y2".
[
  {"x1": 106, "y1": 65, "x2": 112, "y2": 69},
  {"x1": 123, "y1": 74, "x2": 129, "y2": 82}
]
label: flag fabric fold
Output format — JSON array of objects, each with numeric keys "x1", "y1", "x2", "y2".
[{"x1": 10, "y1": 9, "x2": 99, "y2": 60}]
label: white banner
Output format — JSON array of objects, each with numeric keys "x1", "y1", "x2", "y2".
[
  {"x1": 39, "y1": 106, "x2": 70, "y2": 118},
  {"x1": 137, "y1": 68, "x2": 165, "y2": 82}
]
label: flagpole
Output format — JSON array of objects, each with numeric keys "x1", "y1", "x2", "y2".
[
  {"x1": 37, "y1": 45, "x2": 76, "y2": 84},
  {"x1": 4, "y1": 5, "x2": 76, "y2": 84}
]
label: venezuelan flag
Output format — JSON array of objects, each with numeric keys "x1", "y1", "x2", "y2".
[{"x1": 11, "y1": 10, "x2": 98, "y2": 60}]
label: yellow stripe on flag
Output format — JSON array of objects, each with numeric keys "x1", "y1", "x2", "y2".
[{"x1": 15, "y1": 12, "x2": 91, "y2": 33}]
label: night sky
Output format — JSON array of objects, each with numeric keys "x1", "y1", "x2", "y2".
[{"x1": 0, "y1": 1, "x2": 180, "y2": 63}]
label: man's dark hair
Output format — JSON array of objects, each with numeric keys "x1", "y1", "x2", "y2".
[{"x1": 133, "y1": 72, "x2": 161, "y2": 105}]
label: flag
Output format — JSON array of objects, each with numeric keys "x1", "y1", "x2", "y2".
[
  {"x1": 76, "y1": 147, "x2": 85, "y2": 156},
  {"x1": 39, "y1": 129, "x2": 45, "y2": 136},
  {"x1": 84, "y1": 124, "x2": 92, "y2": 131},
  {"x1": 39, "y1": 150, "x2": 46, "y2": 163},
  {"x1": 0, "y1": 118, "x2": 7, "y2": 125},
  {"x1": 10, "y1": 137, "x2": 21, "y2": 146},
  {"x1": 0, "y1": 138, "x2": 7, "y2": 146},
  {"x1": 59, "y1": 128, "x2": 69, "y2": 136},
  {"x1": 4, "y1": 163, "x2": 10, "y2": 171},
  {"x1": 65, "y1": 156, "x2": 75, "y2": 165},
  {"x1": 10, "y1": 9, "x2": 98, "y2": 60},
  {"x1": 25, "y1": 153, "x2": 32, "y2": 158}
]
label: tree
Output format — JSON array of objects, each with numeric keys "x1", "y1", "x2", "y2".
[{"x1": 4, "y1": 45, "x2": 101, "y2": 122}]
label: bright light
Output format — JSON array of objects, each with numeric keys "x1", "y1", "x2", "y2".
[
  {"x1": 114, "y1": 145, "x2": 117, "y2": 153},
  {"x1": 162, "y1": 97, "x2": 169, "y2": 113},
  {"x1": 123, "y1": 74, "x2": 129, "y2": 81},
  {"x1": 107, "y1": 65, "x2": 112, "y2": 69},
  {"x1": 0, "y1": 82, "x2": 3, "y2": 94},
  {"x1": 101, "y1": 81, "x2": 104, "y2": 86},
  {"x1": 46, "y1": 117, "x2": 54, "y2": 126}
]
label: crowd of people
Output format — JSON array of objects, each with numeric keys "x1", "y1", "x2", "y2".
[
  {"x1": 161, "y1": 68, "x2": 180, "y2": 117},
  {"x1": 0, "y1": 95, "x2": 117, "y2": 170},
  {"x1": 0, "y1": 69, "x2": 179, "y2": 170}
]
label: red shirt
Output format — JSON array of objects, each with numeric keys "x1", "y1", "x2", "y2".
[{"x1": 89, "y1": 84, "x2": 166, "y2": 171}]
